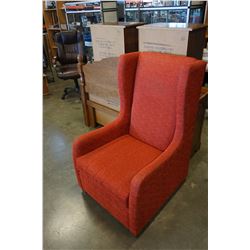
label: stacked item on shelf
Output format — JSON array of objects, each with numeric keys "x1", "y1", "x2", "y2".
[
  {"x1": 125, "y1": 0, "x2": 206, "y2": 24},
  {"x1": 44, "y1": 1, "x2": 56, "y2": 9},
  {"x1": 90, "y1": 22, "x2": 144, "y2": 61},
  {"x1": 63, "y1": 1, "x2": 101, "y2": 16},
  {"x1": 137, "y1": 23, "x2": 207, "y2": 60},
  {"x1": 62, "y1": 1, "x2": 102, "y2": 61}
]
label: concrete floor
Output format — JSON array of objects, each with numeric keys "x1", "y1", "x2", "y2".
[{"x1": 43, "y1": 77, "x2": 208, "y2": 250}]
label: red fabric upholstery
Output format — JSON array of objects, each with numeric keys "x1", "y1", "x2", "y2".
[
  {"x1": 130, "y1": 53, "x2": 197, "y2": 151},
  {"x1": 129, "y1": 58, "x2": 207, "y2": 235},
  {"x1": 76, "y1": 135, "x2": 161, "y2": 226},
  {"x1": 72, "y1": 52, "x2": 207, "y2": 236},
  {"x1": 72, "y1": 53, "x2": 139, "y2": 188},
  {"x1": 79, "y1": 167, "x2": 129, "y2": 227}
]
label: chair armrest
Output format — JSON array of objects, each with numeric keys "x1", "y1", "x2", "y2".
[
  {"x1": 72, "y1": 115, "x2": 128, "y2": 162},
  {"x1": 129, "y1": 136, "x2": 188, "y2": 235},
  {"x1": 72, "y1": 116, "x2": 129, "y2": 188}
]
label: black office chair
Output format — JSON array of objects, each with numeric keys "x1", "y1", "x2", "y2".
[{"x1": 53, "y1": 30, "x2": 87, "y2": 99}]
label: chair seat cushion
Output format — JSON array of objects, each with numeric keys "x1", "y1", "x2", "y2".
[
  {"x1": 76, "y1": 135, "x2": 162, "y2": 207},
  {"x1": 56, "y1": 64, "x2": 79, "y2": 80}
]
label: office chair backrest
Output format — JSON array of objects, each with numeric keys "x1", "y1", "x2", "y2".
[{"x1": 54, "y1": 30, "x2": 84, "y2": 65}]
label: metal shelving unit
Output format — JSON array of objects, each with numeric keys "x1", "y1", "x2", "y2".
[
  {"x1": 63, "y1": 1, "x2": 102, "y2": 61},
  {"x1": 63, "y1": 1, "x2": 102, "y2": 31},
  {"x1": 65, "y1": 9, "x2": 101, "y2": 14},
  {"x1": 60, "y1": 0, "x2": 206, "y2": 61},
  {"x1": 124, "y1": 0, "x2": 206, "y2": 24}
]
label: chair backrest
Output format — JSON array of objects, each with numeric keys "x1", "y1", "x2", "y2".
[
  {"x1": 122, "y1": 52, "x2": 206, "y2": 151},
  {"x1": 54, "y1": 30, "x2": 84, "y2": 65}
]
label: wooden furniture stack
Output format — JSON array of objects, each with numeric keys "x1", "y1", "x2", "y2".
[
  {"x1": 43, "y1": 1, "x2": 67, "y2": 62},
  {"x1": 137, "y1": 23, "x2": 207, "y2": 60},
  {"x1": 78, "y1": 57, "x2": 208, "y2": 156},
  {"x1": 78, "y1": 57, "x2": 119, "y2": 127},
  {"x1": 90, "y1": 22, "x2": 144, "y2": 61}
]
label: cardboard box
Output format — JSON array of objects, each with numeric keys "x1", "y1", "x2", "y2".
[
  {"x1": 137, "y1": 23, "x2": 207, "y2": 59},
  {"x1": 90, "y1": 22, "x2": 144, "y2": 61}
]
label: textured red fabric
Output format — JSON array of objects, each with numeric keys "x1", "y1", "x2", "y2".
[
  {"x1": 130, "y1": 53, "x2": 197, "y2": 151},
  {"x1": 80, "y1": 168, "x2": 129, "y2": 227},
  {"x1": 72, "y1": 52, "x2": 207, "y2": 236},
  {"x1": 77, "y1": 135, "x2": 161, "y2": 206},
  {"x1": 72, "y1": 52, "x2": 139, "y2": 188},
  {"x1": 129, "y1": 56, "x2": 207, "y2": 235}
]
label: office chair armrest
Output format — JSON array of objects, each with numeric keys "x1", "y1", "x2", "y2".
[{"x1": 129, "y1": 136, "x2": 188, "y2": 235}]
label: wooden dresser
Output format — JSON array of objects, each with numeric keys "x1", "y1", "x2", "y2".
[
  {"x1": 137, "y1": 23, "x2": 207, "y2": 60},
  {"x1": 90, "y1": 22, "x2": 144, "y2": 61}
]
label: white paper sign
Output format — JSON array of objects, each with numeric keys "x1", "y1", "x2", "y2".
[
  {"x1": 90, "y1": 25, "x2": 125, "y2": 61},
  {"x1": 139, "y1": 28, "x2": 189, "y2": 56}
]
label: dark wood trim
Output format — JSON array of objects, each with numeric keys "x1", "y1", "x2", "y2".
[
  {"x1": 191, "y1": 87, "x2": 208, "y2": 156},
  {"x1": 88, "y1": 105, "x2": 96, "y2": 127},
  {"x1": 187, "y1": 27, "x2": 206, "y2": 59},
  {"x1": 77, "y1": 55, "x2": 91, "y2": 126}
]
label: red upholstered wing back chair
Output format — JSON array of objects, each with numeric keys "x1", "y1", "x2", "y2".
[{"x1": 73, "y1": 52, "x2": 207, "y2": 236}]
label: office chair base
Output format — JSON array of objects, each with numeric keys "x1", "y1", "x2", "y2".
[
  {"x1": 61, "y1": 79, "x2": 80, "y2": 100},
  {"x1": 61, "y1": 88, "x2": 79, "y2": 99}
]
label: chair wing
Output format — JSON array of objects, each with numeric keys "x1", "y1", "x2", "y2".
[{"x1": 72, "y1": 52, "x2": 207, "y2": 236}]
